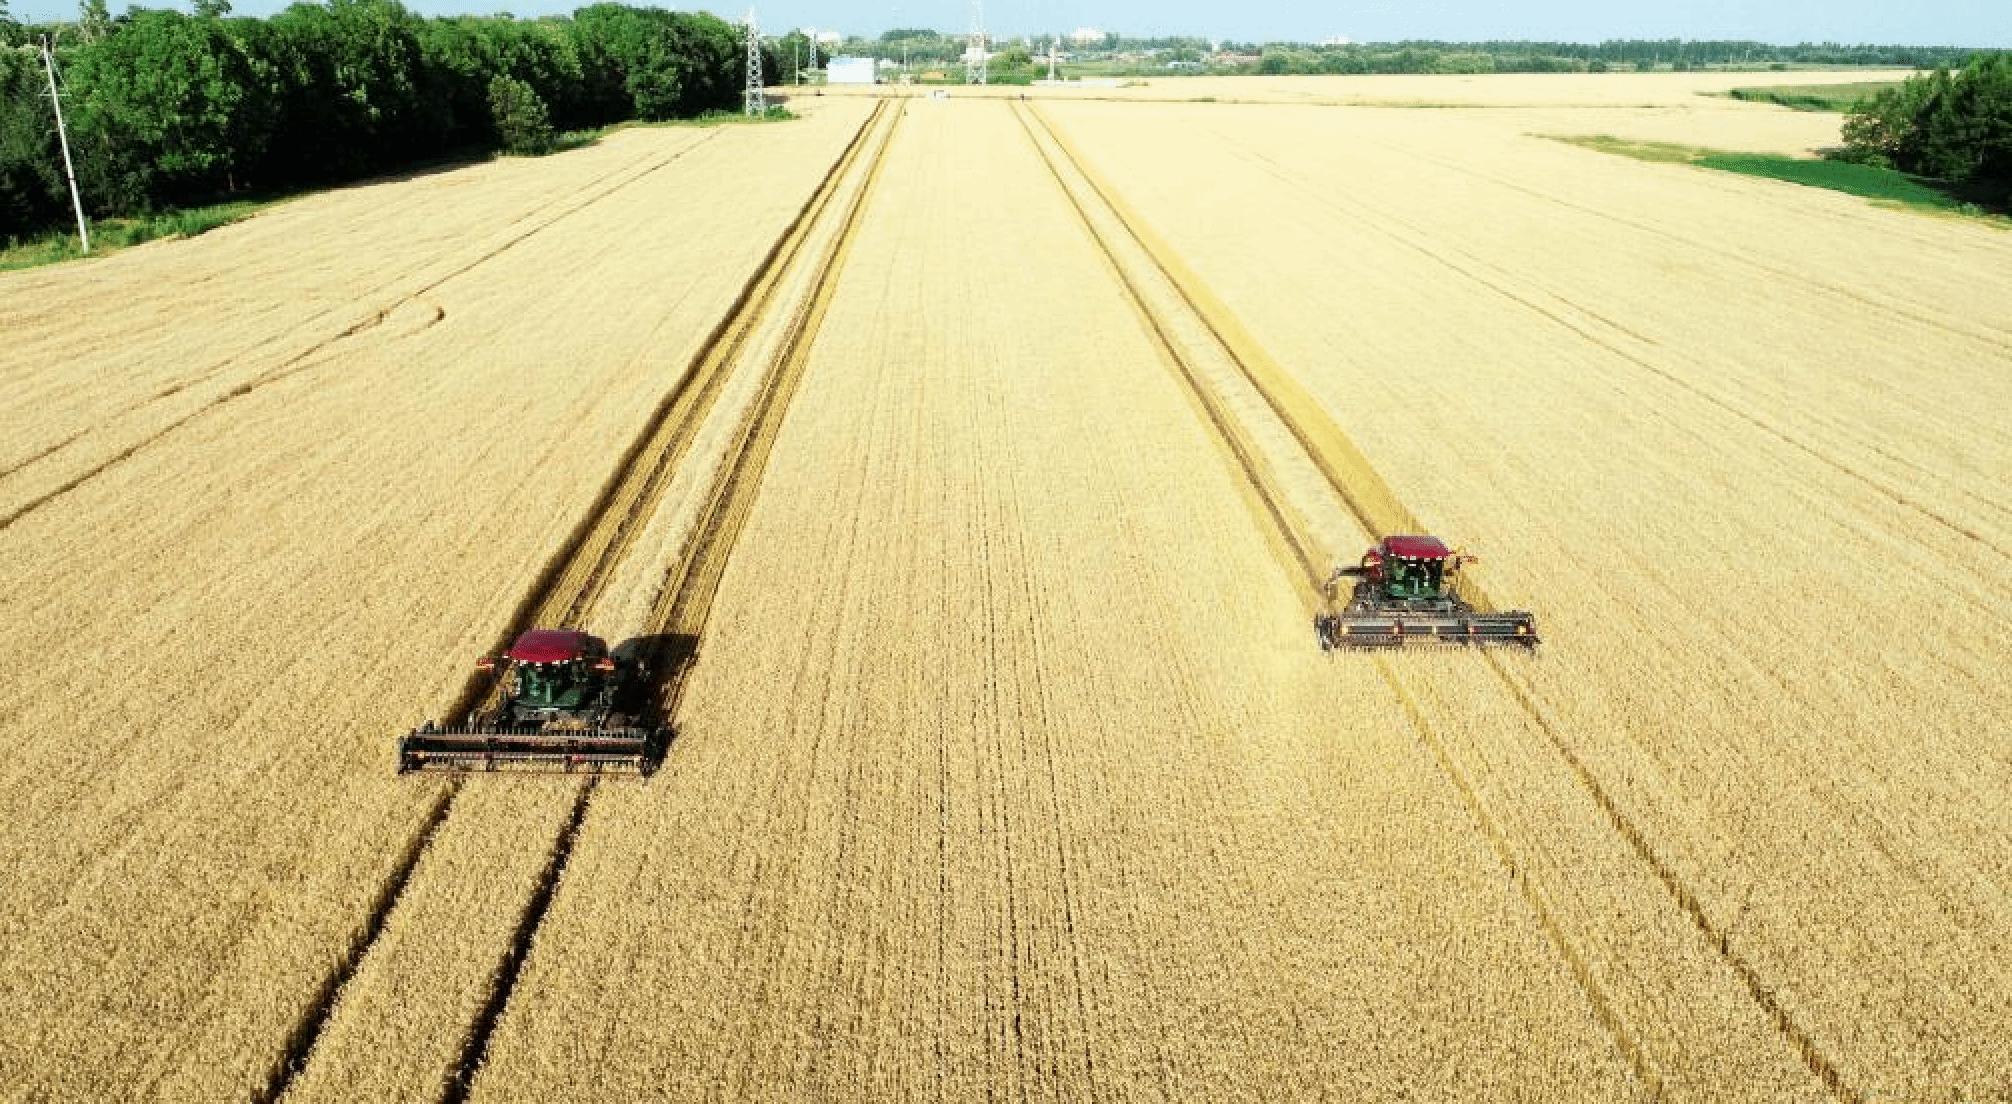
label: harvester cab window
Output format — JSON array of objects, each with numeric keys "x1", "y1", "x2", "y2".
[
  {"x1": 1392, "y1": 556, "x2": 1444, "y2": 597},
  {"x1": 518, "y1": 663, "x2": 564, "y2": 704}
]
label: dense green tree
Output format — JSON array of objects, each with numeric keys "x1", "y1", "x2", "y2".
[
  {"x1": 416, "y1": 16, "x2": 579, "y2": 144},
  {"x1": 1, "y1": 44, "x2": 64, "y2": 241},
  {"x1": 4, "y1": 0, "x2": 772, "y2": 241},
  {"x1": 240, "y1": 0, "x2": 435, "y2": 182},
  {"x1": 658, "y1": 11, "x2": 739, "y2": 116},
  {"x1": 488, "y1": 74, "x2": 552, "y2": 153},
  {"x1": 65, "y1": 9, "x2": 265, "y2": 207},
  {"x1": 568, "y1": 4, "x2": 679, "y2": 120},
  {"x1": 79, "y1": 0, "x2": 110, "y2": 42},
  {"x1": 773, "y1": 28, "x2": 810, "y2": 81},
  {"x1": 1841, "y1": 54, "x2": 2012, "y2": 201}
]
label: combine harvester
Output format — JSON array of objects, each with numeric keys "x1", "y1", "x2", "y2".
[
  {"x1": 1315, "y1": 535, "x2": 1538, "y2": 651},
  {"x1": 399, "y1": 629, "x2": 667, "y2": 775}
]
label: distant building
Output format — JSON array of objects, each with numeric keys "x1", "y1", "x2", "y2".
[
  {"x1": 1069, "y1": 27, "x2": 1105, "y2": 45},
  {"x1": 826, "y1": 56, "x2": 877, "y2": 84}
]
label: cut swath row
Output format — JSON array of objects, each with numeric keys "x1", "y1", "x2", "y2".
[
  {"x1": 263, "y1": 101, "x2": 907, "y2": 1104},
  {"x1": 1013, "y1": 100, "x2": 1854, "y2": 1103}
]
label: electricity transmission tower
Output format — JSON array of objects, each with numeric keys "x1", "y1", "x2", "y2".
[
  {"x1": 744, "y1": 10, "x2": 766, "y2": 116},
  {"x1": 965, "y1": 1, "x2": 987, "y2": 84},
  {"x1": 40, "y1": 36, "x2": 88, "y2": 253}
]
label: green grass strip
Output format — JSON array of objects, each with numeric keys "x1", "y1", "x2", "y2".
[
  {"x1": 1720, "y1": 82, "x2": 1904, "y2": 112},
  {"x1": 1691, "y1": 152, "x2": 1961, "y2": 207},
  {"x1": 1546, "y1": 134, "x2": 2003, "y2": 221},
  {"x1": 1, "y1": 199, "x2": 278, "y2": 272}
]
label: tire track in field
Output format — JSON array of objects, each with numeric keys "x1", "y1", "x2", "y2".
[
  {"x1": 1021, "y1": 100, "x2": 1860, "y2": 1104},
  {"x1": 1009, "y1": 109, "x2": 1326, "y2": 603},
  {"x1": 130, "y1": 143, "x2": 680, "y2": 406},
  {"x1": 452, "y1": 99, "x2": 903, "y2": 1101},
  {"x1": 1014, "y1": 99, "x2": 1657, "y2": 1097},
  {"x1": 0, "y1": 132, "x2": 723, "y2": 535},
  {"x1": 1213, "y1": 137, "x2": 2012, "y2": 573},
  {"x1": 158, "y1": 135, "x2": 716, "y2": 407},
  {"x1": 262, "y1": 102, "x2": 902, "y2": 1104},
  {"x1": 1370, "y1": 132, "x2": 2012, "y2": 356}
]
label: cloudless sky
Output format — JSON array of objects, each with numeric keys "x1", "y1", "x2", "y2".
[{"x1": 18, "y1": 0, "x2": 2009, "y2": 47}]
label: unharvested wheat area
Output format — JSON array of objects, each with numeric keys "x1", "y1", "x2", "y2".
[{"x1": 2, "y1": 75, "x2": 2008, "y2": 1104}]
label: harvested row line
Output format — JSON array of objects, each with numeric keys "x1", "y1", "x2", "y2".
[
  {"x1": 1009, "y1": 104, "x2": 1330, "y2": 602},
  {"x1": 1016, "y1": 96, "x2": 1652, "y2": 1089},
  {"x1": 1021, "y1": 105, "x2": 1435, "y2": 594},
  {"x1": 267, "y1": 101, "x2": 904, "y2": 1104},
  {"x1": 456, "y1": 101, "x2": 892, "y2": 720},
  {"x1": 1022, "y1": 100, "x2": 1844, "y2": 1102},
  {"x1": 453, "y1": 98, "x2": 908, "y2": 1099}
]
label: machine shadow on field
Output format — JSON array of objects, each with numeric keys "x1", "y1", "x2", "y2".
[{"x1": 613, "y1": 632, "x2": 698, "y2": 750}]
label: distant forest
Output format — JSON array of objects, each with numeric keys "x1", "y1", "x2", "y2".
[
  {"x1": 845, "y1": 31, "x2": 1991, "y2": 73},
  {"x1": 1237, "y1": 39, "x2": 1991, "y2": 73},
  {"x1": 0, "y1": 0, "x2": 783, "y2": 243}
]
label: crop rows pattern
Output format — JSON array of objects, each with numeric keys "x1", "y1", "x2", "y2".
[{"x1": 2, "y1": 76, "x2": 2008, "y2": 1103}]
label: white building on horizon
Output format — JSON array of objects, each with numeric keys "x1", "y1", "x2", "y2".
[
  {"x1": 826, "y1": 56, "x2": 876, "y2": 83},
  {"x1": 1069, "y1": 27, "x2": 1105, "y2": 44}
]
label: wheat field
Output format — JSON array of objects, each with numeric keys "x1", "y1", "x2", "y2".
[{"x1": 2, "y1": 73, "x2": 2007, "y2": 1104}]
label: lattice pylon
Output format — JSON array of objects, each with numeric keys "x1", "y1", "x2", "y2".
[
  {"x1": 965, "y1": 1, "x2": 987, "y2": 84},
  {"x1": 744, "y1": 11, "x2": 767, "y2": 115}
]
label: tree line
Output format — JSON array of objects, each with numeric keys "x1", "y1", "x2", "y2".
[
  {"x1": 804, "y1": 30, "x2": 1992, "y2": 80},
  {"x1": 1840, "y1": 53, "x2": 2011, "y2": 204},
  {"x1": 1, "y1": 0, "x2": 779, "y2": 244},
  {"x1": 1241, "y1": 40, "x2": 1995, "y2": 76}
]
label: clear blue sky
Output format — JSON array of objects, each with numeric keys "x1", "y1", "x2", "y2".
[{"x1": 17, "y1": 0, "x2": 2009, "y2": 47}]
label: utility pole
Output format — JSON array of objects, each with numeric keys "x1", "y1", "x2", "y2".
[
  {"x1": 1048, "y1": 36, "x2": 1059, "y2": 82},
  {"x1": 41, "y1": 36, "x2": 88, "y2": 254},
  {"x1": 743, "y1": 10, "x2": 766, "y2": 116}
]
